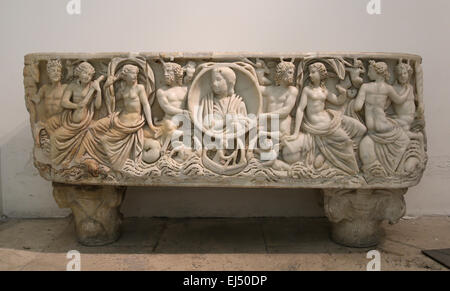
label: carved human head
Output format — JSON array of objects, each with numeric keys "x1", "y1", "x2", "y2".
[
  {"x1": 183, "y1": 61, "x2": 197, "y2": 82},
  {"x1": 355, "y1": 59, "x2": 365, "y2": 73},
  {"x1": 395, "y1": 63, "x2": 413, "y2": 85},
  {"x1": 275, "y1": 61, "x2": 295, "y2": 86},
  {"x1": 163, "y1": 62, "x2": 183, "y2": 86},
  {"x1": 75, "y1": 62, "x2": 95, "y2": 84},
  {"x1": 211, "y1": 67, "x2": 236, "y2": 97},
  {"x1": 255, "y1": 59, "x2": 265, "y2": 68},
  {"x1": 47, "y1": 59, "x2": 63, "y2": 82},
  {"x1": 120, "y1": 64, "x2": 139, "y2": 84},
  {"x1": 309, "y1": 62, "x2": 327, "y2": 85},
  {"x1": 368, "y1": 60, "x2": 390, "y2": 81}
]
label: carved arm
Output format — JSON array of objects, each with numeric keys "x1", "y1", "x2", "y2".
[
  {"x1": 286, "y1": 88, "x2": 308, "y2": 141},
  {"x1": 79, "y1": 76, "x2": 105, "y2": 109},
  {"x1": 354, "y1": 85, "x2": 367, "y2": 112},
  {"x1": 261, "y1": 87, "x2": 298, "y2": 119},
  {"x1": 60, "y1": 85, "x2": 78, "y2": 110},
  {"x1": 388, "y1": 84, "x2": 411, "y2": 105},
  {"x1": 139, "y1": 85, "x2": 157, "y2": 132},
  {"x1": 156, "y1": 89, "x2": 184, "y2": 116},
  {"x1": 327, "y1": 85, "x2": 347, "y2": 106},
  {"x1": 31, "y1": 85, "x2": 45, "y2": 104}
]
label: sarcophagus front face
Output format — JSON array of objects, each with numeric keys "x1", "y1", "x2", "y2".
[{"x1": 24, "y1": 52, "x2": 427, "y2": 189}]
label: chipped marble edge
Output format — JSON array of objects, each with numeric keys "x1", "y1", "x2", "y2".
[
  {"x1": 24, "y1": 51, "x2": 423, "y2": 63},
  {"x1": 28, "y1": 51, "x2": 425, "y2": 190},
  {"x1": 44, "y1": 175, "x2": 423, "y2": 190}
]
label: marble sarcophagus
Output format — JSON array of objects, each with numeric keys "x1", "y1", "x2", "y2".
[{"x1": 23, "y1": 52, "x2": 427, "y2": 247}]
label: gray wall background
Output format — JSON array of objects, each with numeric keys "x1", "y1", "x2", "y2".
[{"x1": 0, "y1": 0, "x2": 449, "y2": 218}]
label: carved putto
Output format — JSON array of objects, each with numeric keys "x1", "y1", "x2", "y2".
[{"x1": 24, "y1": 53, "x2": 427, "y2": 188}]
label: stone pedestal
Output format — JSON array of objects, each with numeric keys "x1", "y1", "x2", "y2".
[
  {"x1": 23, "y1": 52, "x2": 427, "y2": 247},
  {"x1": 323, "y1": 188, "x2": 407, "y2": 247},
  {"x1": 53, "y1": 183, "x2": 126, "y2": 246}
]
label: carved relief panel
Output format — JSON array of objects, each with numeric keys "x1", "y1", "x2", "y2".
[{"x1": 24, "y1": 53, "x2": 427, "y2": 188}]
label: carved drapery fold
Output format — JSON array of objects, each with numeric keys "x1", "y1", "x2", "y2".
[{"x1": 24, "y1": 53, "x2": 427, "y2": 188}]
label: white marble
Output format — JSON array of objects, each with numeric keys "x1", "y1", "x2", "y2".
[{"x1": 22, "y1": 52, "x2": 428, "y2": 246}]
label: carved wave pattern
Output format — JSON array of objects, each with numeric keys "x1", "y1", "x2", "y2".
[{"x1": 25, "y1": 54, "x2": 428, "y2": 188}]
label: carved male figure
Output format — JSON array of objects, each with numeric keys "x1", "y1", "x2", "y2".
[
  {"x1": 244, "y1": 58, "x2": 272, "y2": 85},
  {"x1": 158, "y1": 62, "x2": 188, "y2": 121},
  {"x1": 354, "y1": 60, "x2": 411, "y2": 176},
  {"x1": 32, "y1": 60, "x2": 68, "y2": 138},
  {"x1": 156, "y1": 62, "x2": 189, "y2": 152},
  {"x1": 260, "y1": 61, "x2": 298, "y2": 138},
  {"x1": 339, "y1": 59, "x2": 366, "y2": 121},
  {"x1": 287, "y1": 62, "x2": 366, "y2": 174},
  {"x1": 183, "y1": 61, "x2": 197, "y2": 85},
  {"x1": 256, "y1": 61, "x2": 298, "y2": 169},
  {"x1": 33, "y1": 60, "x2": 67, "y2": 118},
  {"x1": 346, "y1": 58, "x2": 366, "y2": 89}
]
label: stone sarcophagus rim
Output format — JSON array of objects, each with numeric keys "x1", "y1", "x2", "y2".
[{"x1": 24, "y1": 52, "x2": 427, "y2": 247}]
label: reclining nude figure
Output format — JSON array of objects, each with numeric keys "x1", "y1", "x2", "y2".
[
  {"x1": 82, "y1": 64, "x2": 161, "y2": 172},
  {"x1": 285, "y1": 62, "x2": 366, "y2": 175},
  {"x1": 354, "y1": 60, "x2": 411, "y2": 177}
]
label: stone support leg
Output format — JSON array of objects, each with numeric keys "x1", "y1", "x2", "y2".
[
  {"x1": 53, "y1": 183, "x2": 126, "y2": 246},
  {"x1": 322, "y1": 188, "x2": 407, "y2": 247}
]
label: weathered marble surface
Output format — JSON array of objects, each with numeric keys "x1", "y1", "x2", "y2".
[
  {"x1": 23, "y1": 52, "x2": 427, "y2": 246},
  {"x1": 53, "y1": 183, "x2": 126, "y2": 246},
  {"x1": 24, "y1": 52, "x2": 427, "y2": 189}
]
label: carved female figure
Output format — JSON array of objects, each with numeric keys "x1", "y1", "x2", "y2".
[
  {"x1": 392, "y1": 62, "x2": 424, "y2": 134},
  {"x1": 198, "y1": 66, "x2": 249, "y2": 174},
  {"x1": 287, "y1": 62, "x2": 366, "y2": 174},
  {"x1": 200, "y1": 66, "x2": 248, "y2": 128},
  {"x1": 392, "y1": 62, "x2": 425, "y2": 173},
  {"x1": 354, "y1": 60, "x2": 411, "y2": 176},
  {"x1": 50, "y1": 61, "x2": 103, "y2": 166},
  {"x1": 83, "y1": 64, "x2": 161, "y2": 170}
]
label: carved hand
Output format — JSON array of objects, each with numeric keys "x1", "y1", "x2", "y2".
[
  {"x1": 284, "y1": 134, "x2": 299, "y2": 143},
  {"x1": 92, "y1": 79, "x2": 101, "y2": 92},
  {"x1": 182, "y1": 109, "x2": 190, "y2": 117},
  {"x1": 336, "y1": 84, "x2": 347, "y2": 95},
  {"x1": 155, "y1": 127, "x2": 163, "y2": 139},
  {"x1": 105, "y1": 76, "x2": 117, "y2": 88}
]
